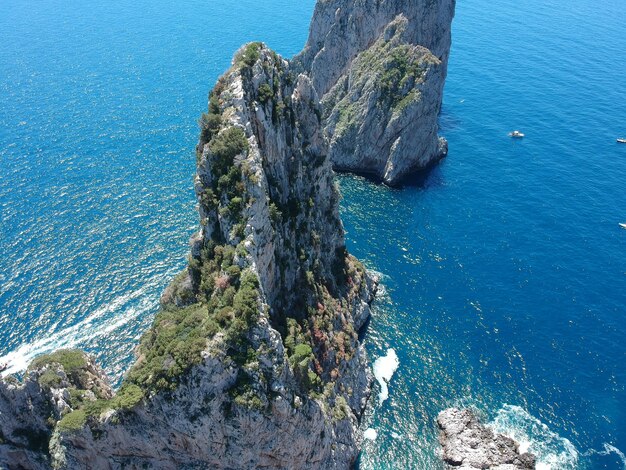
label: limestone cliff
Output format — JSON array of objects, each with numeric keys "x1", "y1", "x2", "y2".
[
  {"x1": 0, "y1": 44, "x2": 376, "y2": 469},
  {"x1": 53, "y1": 43, "x2": 376, "y2": 469},
  {"x1": 294, "y1": 0, "x2": 456, "y2": 184},
  {"x1": 0, "y1": 0, "x2": 457, "y2": 466}
]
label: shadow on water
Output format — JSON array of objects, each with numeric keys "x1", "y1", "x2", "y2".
[
  {"x1": 439, "y1": 106, "x2": 463, "y2": 132},
  {"x1": 333, "y1": 158, "x2": 445, "y2": 191},
  {"x1": 396, "y1": 160, "x2": 445, "y2": 189}
]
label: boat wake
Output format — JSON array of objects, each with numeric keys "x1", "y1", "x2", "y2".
[
  {"x1": 0, "y1": 281, "x2": 161, "y2": 378},
  {"x1": 489, "y1": 404, "x2": 579, "y2": 470}
]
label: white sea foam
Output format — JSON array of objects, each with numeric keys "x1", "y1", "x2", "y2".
[
  {"x1": 489, "y1": 404, "x2": 579, "y2": 470},
  {"x1": 363, "y1": 428, "x2": 378, "y2": 441},
  {"x1": 0, "y1": 282, "x2": 159, "y2": 378},
  {"x1": 583, "y1": 443, "x2": 626, "y2": 469},
  {"x1": 373, "y1": 348, "x2": 399, "y2": 405}
]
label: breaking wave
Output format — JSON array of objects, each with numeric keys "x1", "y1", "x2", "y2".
[
  {"x1": 489, "y1": 404, "x2": 579, "y2": 470},
  {"x1": 363, "y1": 428, "x2": 378, "y2": 441},
  {"x1": 582, "y1": 443, "x2": 626, "y2": 469},
  {"x1": 372, "y1": 348, "x2": 399, "y2": 405},
  {"x1": 0, "y1": 283, "x2": 159, "y2": 378}
]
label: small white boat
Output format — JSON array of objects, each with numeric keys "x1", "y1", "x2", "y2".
[
  {"x1": 617, "y1": 138, "x2": 626, "y2": 144},
  {"x1": 509, "y1": 130, "x2": 525, "y2": 138},
  {"x1": 620, "y1": 223, "x2": 626, "y2": 229}
]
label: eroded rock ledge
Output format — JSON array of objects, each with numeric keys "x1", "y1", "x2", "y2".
[{"x1": 437, "y1": 408, "x2": 537, "y2": 469}]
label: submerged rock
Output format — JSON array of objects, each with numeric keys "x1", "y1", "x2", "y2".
[{"x1": 437, "y1": 408, "x2": 537, "y2": 469}]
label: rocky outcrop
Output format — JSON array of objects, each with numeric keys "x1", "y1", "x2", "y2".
[
  {"x1": 0, "y1": 43, "x2": 377, "y2": 469},
  {"x1": 294, "y1": 0, "x2": 456, "y2": 184},
  {"x1": 437, "y1": 408, "x2": 537, "y2": 469},
  {"x1": 0, "y1": 351, "x2": 112, "y2": 469}
]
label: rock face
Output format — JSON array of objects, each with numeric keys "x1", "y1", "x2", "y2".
[
  {"x1": 1, "y1": 44, "x2": 377, "y2": 469},
  {"x1": 294, "y1": 0, "x2": 456, "y2": 184},
  {"x1": 1, "y1": 0, "x2": 456, "y2": 466},
  {"x1": 47, "y1": 43, "x2": 378, "y2": 470},
  {"x1": 0, "y1": 351, "x2": 112, "y2": 470},
  {"x1": 437, "y1": 408, "x2": 537, "y2": 469}
]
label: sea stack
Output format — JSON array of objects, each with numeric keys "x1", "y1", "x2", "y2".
[
  {"x1": 1, "y1": 43, "x2": 377, "y2": 469},
  {"x1": 50, "y1": 44, "x2": 375, "y2": 469},
  {"x1": 295, "y1": 0, "x2": 456, "y2": 185},
  {"x1": 0, "y1": 0, "x2": 456, "y2": 467}
]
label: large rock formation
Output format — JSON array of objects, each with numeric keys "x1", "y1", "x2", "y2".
[
  {"x1": 50, "y1": 43, "x2": 377, "y2": 470},
  {"x1": 294, "y1": 0, "x2": 456, "y2": 184},
  {"x1": 437, "y1": 408, "x2": 537, "y2": 469},
  {"x1": 1, "y1": 0, "x2": 456, "y2": 466},
  {"x1": 1, "y1": 44, "x2": 376, "y2": 469}
]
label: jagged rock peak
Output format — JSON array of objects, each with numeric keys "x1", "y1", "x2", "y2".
[
  {"x1": 0, "y1": 43, "x2": 377, "y2": 469},
  {"x1": 437, "y1": 408, "x2": 537, "y2": 469},
  {"x1": 294, "y1": 0, "x2": 456, "y2": 185}
]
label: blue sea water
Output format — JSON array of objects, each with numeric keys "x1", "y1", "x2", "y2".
[{"x1": 1, "y1": 0, "x2": 625, "y2": 468}]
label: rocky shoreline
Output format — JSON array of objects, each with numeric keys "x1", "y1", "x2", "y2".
[{"x1": 438, "y1": 408, "x2": 537, "y2": 469}]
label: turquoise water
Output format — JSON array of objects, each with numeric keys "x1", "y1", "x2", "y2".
[{"x1": 1, "y1": 0, "x2": 625, "y2": 468}]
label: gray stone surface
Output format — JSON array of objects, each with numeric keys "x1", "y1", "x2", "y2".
[
  {"x1": 0, "y1": 352, "x2": 112, "y2": 469},
  {"x1": 294, "y1": 0, "x2": 456, "y2": 184},
  {"x1": 437, "y1": 408, "x2": 537, "y2": 469}
]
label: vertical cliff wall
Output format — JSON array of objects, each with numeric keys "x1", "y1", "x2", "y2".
[
  {"x1": 294, "y1": 0, "x2": 456, "y2": 184},
  {"x1": 0, "y1": 0, "x2": 456, "y2": 466},
  {"x1": 0, "y1": 44, "x2": 376, "y2": 470}
]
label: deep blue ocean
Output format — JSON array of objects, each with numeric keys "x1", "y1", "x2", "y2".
[{"x1": 1, "y1": 0, "x2": 625, "y2": 468}]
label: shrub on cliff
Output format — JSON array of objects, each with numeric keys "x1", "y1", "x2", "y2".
[
  {"x1": 235, "y1": 42, "x2": 262, "y2": 69},
  {"x1": 258, "y1": 83, "x2": 274, "y2": 105},
  {"x1": 57, "y1": 410, "x2": 87, "y2": 432},
  {"x1": 30, "y1": 349, "x2": 87, "y2": 375},
  {"x1": 210, "y1": 127, "x2": 249, "y2": 173},
  {"x1": 199, "y1": 92, "x2": 222, "y2": 147}
]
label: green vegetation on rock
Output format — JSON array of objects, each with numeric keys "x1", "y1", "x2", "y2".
[
  {"x1": 57, "y1": 410, "x2": 87, "y2": 433},
  {"x1": 127, "y1": 261, "x2": 260, "y2": 393},
  {"x1": 198, "y1": 91, "x2": 223, "y2": 153},
  {"x1": 235, "y1": 42, "x2": 263, "y2": 69},
  {"x1": 209, "y1": 127, "x2": 249, "y2": 176},
  {"x1": 379, "y1": 46, "x2": 424, "y2": 107},
  {"x1": 258, "y1": 83, "x2": 274, "y2": 105},
  {"x1": 30, "y1": 349, "x2": 87, "y2": 376},
  {"x1": 329, "y1": 29, "x2": 429, "y2": 137}
]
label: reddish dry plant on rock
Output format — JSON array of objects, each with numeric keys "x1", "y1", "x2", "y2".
[{"x1": 215, "y1": 275, "x2": 230, "y2": 290}]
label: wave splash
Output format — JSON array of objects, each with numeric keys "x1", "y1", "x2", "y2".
[
  {"x1": 489, "y1": 404, "x2": 579, "y2": 470},
  {"x1": 372, "y1": 348, "x2": 399, "y2": 405},
  {"x1": 363, "y1": 428, "x2": 378, "y2": 441}
]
